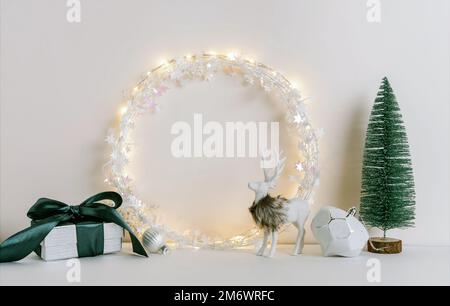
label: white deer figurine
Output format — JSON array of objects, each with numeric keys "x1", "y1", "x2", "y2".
[{"x1": 248, "y1": 156, "x2": 310, "y2": 257}]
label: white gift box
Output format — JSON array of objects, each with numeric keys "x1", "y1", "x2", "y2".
[{"x1": 39, "y1": 222, "x2": 123, "y2": 261}]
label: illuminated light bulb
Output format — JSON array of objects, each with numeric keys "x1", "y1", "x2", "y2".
[
  {"x1": 295, "y1": 162, "x2": 304, "y2": 172},
  {"x1": 227, "y1": 52, "x2": 238, "y2": 61},
  {"x1": 207, "y1": 50, "x2": 217, "y2": 56},
  {"x1": 133, "y1": 86, "x2": 139, "y2": 92},
  {"x1": 185, "y1": 54, "x2": 193, "y2": 60},
  {"x1": 293, "y1": 113, "x2": 303, "y2": 124},
  {"x1": 159, "y1": 59, "x2": 169, "y2": 66},
  {"x1": 146, "y1": 71, "x2": 151, "y2": 76},
  {"x1": 119, "y1": 106, "x2": 128, "y2": 116},
  {"x1": 290, "y1": 81, "x2": 299, "y2": 89}
]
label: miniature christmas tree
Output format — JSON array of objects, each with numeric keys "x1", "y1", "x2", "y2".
[{"x1": 360, "y1": 77, "x2": 416, "y2": 254}]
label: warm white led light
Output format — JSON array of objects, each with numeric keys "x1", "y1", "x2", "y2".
[
  {"x1": 227, "y1": 52, "x2": 238, "y2": 61},
  {"x1": 159, "y1": 59, "x2": 169, "y2": 66},
  {"x1": 119, "y1": 106, "x2": 128, "y2": 116}
]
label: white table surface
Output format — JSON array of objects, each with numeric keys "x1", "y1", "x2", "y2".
[{"x1": 1, "y1": 244, "x2": 449, "y2": 286}]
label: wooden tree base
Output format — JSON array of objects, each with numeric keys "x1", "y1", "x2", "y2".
[{"x1": 367, "y1": 237, "x2": 402, "y2": 254}]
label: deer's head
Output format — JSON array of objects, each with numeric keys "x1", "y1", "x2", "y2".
[{"x1": 248, "y1": 155, "x2": 286, "y2": 203}]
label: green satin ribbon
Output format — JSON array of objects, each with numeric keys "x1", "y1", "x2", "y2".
[
  {"x1": 0, "y1": 192, "x2": 148, "y2": 263},
  {"x1": 75, "y1": 221, "x2": 105, "y2": 258}
]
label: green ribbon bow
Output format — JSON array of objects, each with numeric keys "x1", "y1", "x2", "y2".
[{"x1": 0, "y1": 192, "x2": 147, "y2": 263}]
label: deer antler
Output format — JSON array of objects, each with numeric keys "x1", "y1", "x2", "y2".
[
  {"x1": 263, "y1": 166, "x2": 272, "y2": 181},
  {"x1": 263, "y1": 152, "x2": 286, "y2": 188}
]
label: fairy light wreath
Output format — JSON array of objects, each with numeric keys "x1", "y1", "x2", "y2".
[{"x1": 105, "y1": 52, "x2": 320, "y2": 249}]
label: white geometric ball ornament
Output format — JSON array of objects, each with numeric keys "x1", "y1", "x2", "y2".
[{"x1": 311, "y1": 206, "x2": 369, "y2": 257}]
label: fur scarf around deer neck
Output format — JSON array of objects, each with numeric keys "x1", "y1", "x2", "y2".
[{"x1": 249, "y1": 194, "x2": 287, "y2": 232}]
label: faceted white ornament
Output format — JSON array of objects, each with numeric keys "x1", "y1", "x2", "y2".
[{"x1": 311, "y1": 206, "x2": 369, "y2": 257}]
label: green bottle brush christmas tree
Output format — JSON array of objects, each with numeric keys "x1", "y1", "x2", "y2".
[{"x1": 360, "y1": 77, "x2": 416, "y2": 254}]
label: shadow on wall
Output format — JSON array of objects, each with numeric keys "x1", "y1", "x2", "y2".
[
  {"x1": 299, "y1": 96, "x2": 370, "y2": 244},
  {"x1": 334, "y1": 98, "x2": 369, "y2": 212}
]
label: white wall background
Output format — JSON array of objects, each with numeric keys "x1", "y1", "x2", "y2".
[{"x1": 1, "y1": 0, "x2": 449, "y2": 246}]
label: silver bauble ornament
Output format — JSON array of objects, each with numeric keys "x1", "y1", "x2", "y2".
[{"x1": 142, "y1": 228, "x2": 170, "y2": 255}]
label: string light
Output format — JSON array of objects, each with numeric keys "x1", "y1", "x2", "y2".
[
  {"x1": 290, "y1": 81, "x2": 299, "y2": 89},
  {"x1": 159, "y1": 59, "x2": 169, "y2": 66},
  {"x1": 295, "y1": 162, "x2": 304, "y2": 172},
  {"x1": 227, "y1": 52, "x2": 238, "y2": 61},
  {"x1": 119, "y1": 106, "x2": 128, "y2": 116},
  {"x1": 105, "y1": 52, "x2": 320, "y2": 250}
]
